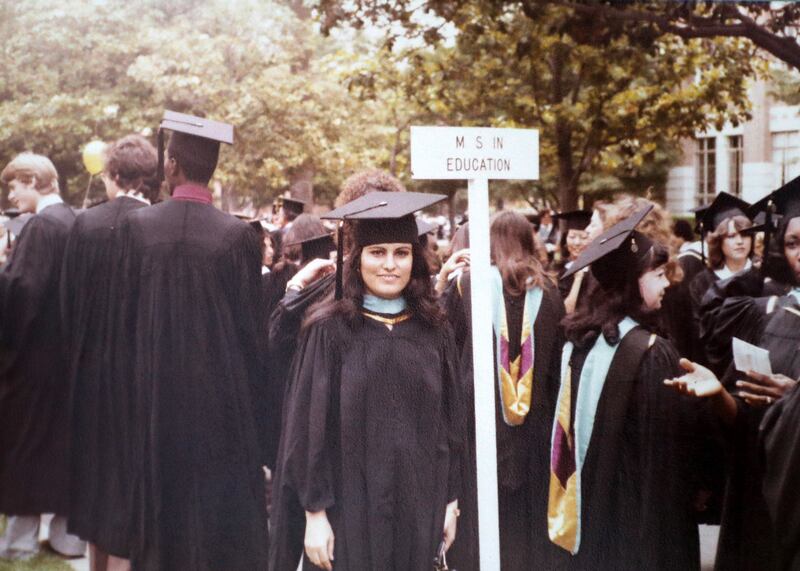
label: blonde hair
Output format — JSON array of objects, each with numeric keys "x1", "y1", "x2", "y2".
[{"x1": 1, "y1": 153, "x2": 59, "y2": 194}]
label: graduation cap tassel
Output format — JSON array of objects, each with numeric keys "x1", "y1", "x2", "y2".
[
  {"x1": 156, "y1": 128, "x2": 165, "y2": 184},
  {"x1": 761, "y1": 200, "x2": 774, "y2": 289},
  {"x1": 335, "y1": 221, "x2": 344, "y2": 300}
]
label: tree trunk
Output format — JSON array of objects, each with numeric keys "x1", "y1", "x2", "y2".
[
  {"x1": 289, "y1": 164, "x2": 315, "y2": 209},
  {"x1": 555, "y1": 118, "x2": 578, "y2": 210}
]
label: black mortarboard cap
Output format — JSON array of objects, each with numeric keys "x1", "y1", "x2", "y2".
[
  {"x1": 322, "y1": 191, "x2": 446, "y2": 298},
  {"x1": 274, "y1": 196, "x2": 305, "y2": 217},
  {"x1": 285, "y1": 233, "x2": 336, "y2": 263},
  {"x1": 416, "y1": 218, "x2": 438, "y2": 237},
  {"x1": 554, "y1": 209, "x2": 592, "y2": 232},
  {"x1": 157, "y1": 110, "x2": 234, "y2": 183},
  {"x1": 696, "y1": 192, "x2": 751, "y2": 235},
  {"x1": 563, "y1": 205, "x2": 654, "y2": 291},
  {"x1": 749, "y1": 174, "x2": 800, "y2": 221}
]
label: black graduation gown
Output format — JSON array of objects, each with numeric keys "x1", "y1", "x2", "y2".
[
  {"x1": 117, "y1": 199, "x2": 270, "y2": 571},
  {"x1": 441, "y1": 272, "x2": 565, "y2": 571},
  {"x1": 761, "y1": 383, "x2": 800, "y2": 571},
  {"x1": 661, "y1": 250, "x2": 706, "y2": 364},
  {"x1": 541, "y1": 330, "x2": 701, "y2": 571},
  {"x1": 701, "y1": 284, "x2": 800, "y2": 570},
  {"x1": 270, "y1": 310, "x2": 464, "y2": 571},
  {"x1": 0, "y1": 202, "x2": 76, "y2": 515},
  {"x1": 60, "y1": 196, "x2": 148, "y2": 554}
]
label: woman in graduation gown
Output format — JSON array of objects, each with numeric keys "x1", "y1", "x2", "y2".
[
  {"x1": 544, "y1": 205, "x2": 701, "y2": 570},
  {"x1": 552, "y1": 210, "x2": 591, "y2": 304},
  {"x1": 269, "y1": 192, "x2": 464, "y2": 571},
  {"x1": 441, "y1": 211, "x2": 565, "y2": 571},
  {"x1": 675, "y1": 179, "x2": 800, "y2": 570}
]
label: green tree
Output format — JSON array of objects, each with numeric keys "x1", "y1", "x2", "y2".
[{"x1": 316, "y1": 1, "x2": 760, "y2": 208}]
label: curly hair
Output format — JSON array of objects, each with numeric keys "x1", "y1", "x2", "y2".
[
  {"x1": 706, "y1": 215, "x2": 752, "y2": 270},
  {"x1": 104, "y1": 135, "x2": 159, "y2": 202},
  {"x1": 335, "y1": 169, "x2": 407, "y2": 208},
  {"x1": 594, "y1": 194, "x2": 683, "y2": 284},
  {"x1": 304, "y1": 241, "x2": 443, "y2": 330},
  {"x1": 562, "y1": 240, "x2": 670, "y2": 346}
]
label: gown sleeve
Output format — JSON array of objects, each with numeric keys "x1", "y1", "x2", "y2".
[
  {"x1": 698, "y1": 269, "x2": 772, "y2": 378},
  {"x1": 760, "y1": 384, "x2": 800, "y2": 569},
  {"x1": 0, "y1": 217, "x2": 62, "y2": 348},
  {"x1": 635, "y1": 336, "x2": 702, "y2": 568},
  {"x1": 440, "y1": 324, "x2": 465, "y2": 502},
  {"x1": 439, "y1": 276, "x2": 468, "y2": 356},
  {"x1": 282, "y1": 318, "x2": 339, "y2": 513}
]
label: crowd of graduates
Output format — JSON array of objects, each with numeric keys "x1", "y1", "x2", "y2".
[{"x1": 1, "y1": 110, "x2": 800, "y2": 571}]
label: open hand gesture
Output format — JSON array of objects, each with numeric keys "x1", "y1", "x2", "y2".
[{"x1": 664, "y1": 358, "x2": 724, "y2": 398}]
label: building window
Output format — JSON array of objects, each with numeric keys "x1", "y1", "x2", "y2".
[
  {"x1": 728, "y1": 135, "x2": 743, "y2": 197},
  {"x1": 696, "y1": 137, "x2": 716, "y2": 206},
  {"x1": 773, "y1": 131, "x2": 800, "y2": 186}
]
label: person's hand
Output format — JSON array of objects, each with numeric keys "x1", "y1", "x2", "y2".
[
  {"x1": 436, "y1": 249, "x2": 470, "y2": 293},
  {"x1": 736, "y1": 370, "x2": 797, "y2": 407},
  {"x1": 664, "y1": 358, "x2": 724, "y2": 398},
  {"x1": 304, "y1": 510, "x2": 335, "y2": 570},
  {"x1": 442, "y1": 500, "x2": 459, "y2": 551},
  {"x1": 289, "y1": 258, "x2": 336, "y2": 290}
]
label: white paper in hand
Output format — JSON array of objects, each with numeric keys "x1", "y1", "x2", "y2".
[{"x1": 732, "y1": 337, "x2": 772, "y2": 376}]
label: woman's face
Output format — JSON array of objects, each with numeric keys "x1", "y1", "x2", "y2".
[
  {"x1": 721, "y1": 220, "x2": 752, "y2": 265},
  {"x1": 565, "y1": 229, "x2": 587, "y2": 260},
  {"x1": 639, "y1": 264, "x2": 670, "y2": 310},
  {"x1": 262, "y1": 235, "x2": 274, "y2": 267},
  {"x1": 585, "y1": 210, "x2": 604, "y2": 241},
  {"x1": 360, "y1": 242, "x2": 413, "y2": 299},
  {"x1": 783, "y1": 217, "x2": 800, "y2": 283}
]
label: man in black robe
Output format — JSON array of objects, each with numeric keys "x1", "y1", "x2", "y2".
[
  {"x1": 60, "y1": 135, "x2": 159, "y2": 571},
  {"x1": 0, "y1": 153, "x2": 85, "y2": 559},
  {"x1": 118, "y1": 111, "x2": 272, "y2": 570}
]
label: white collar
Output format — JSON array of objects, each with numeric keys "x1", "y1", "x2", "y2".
[
  {"x1": 36, "y1": 193, "x2": 63, "y2": 214},
  {"x1": 680, "y1": 241, "x2": 702, "y2": 254},
  {"x1": 714, "y1": 258, "x2": 752, "y2": 280},
  {"x1": 119, "y1": 191, "x2": 150, "y2": 205}
]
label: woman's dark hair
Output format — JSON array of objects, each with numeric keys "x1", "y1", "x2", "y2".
[
  {"x1": 490, "y1": 210, "x2": 550, "y2": 295},
  {"x1": 304, "y1": 241, "x2": 444, "y2": 329},
  {"x1": 706, "y1": 215, "x2": 752, "y2": 270},
  {"x1": 562, "y1": 241, "x2": 670, "y2": 346},
  {"x1": 763, "y1": 215, "x2": 800, "y2": 286}
]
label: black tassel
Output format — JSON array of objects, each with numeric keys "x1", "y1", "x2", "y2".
[
  {"x1": 335, "y1": 222, "x2": 344, "y2": 300},
  {"x1": 157, "y1": 128, "x2": 165, "y2": 183}
]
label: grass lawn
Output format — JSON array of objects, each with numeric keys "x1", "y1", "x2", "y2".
[{"x1": 0, "y1": 517, "x2": 74, "y2": 571}]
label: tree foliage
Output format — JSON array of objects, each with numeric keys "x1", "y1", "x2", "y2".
[
  {"x1": 0, "y1": 0, "x2": 394, "y2": 208},
  {"x1": 318, "y1": 1, "x2": 759, "y2": 208}
]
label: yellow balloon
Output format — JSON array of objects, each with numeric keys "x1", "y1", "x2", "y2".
[{"x1": 82, "y1": 140, "x2": 107, "y2": 175}]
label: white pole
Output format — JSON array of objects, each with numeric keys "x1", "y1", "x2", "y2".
[{"x1": 467, "y1": 177, "x2": 501, "y2": 570}]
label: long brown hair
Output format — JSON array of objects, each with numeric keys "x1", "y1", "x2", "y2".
[
  {"x1": 304, "y1": 242, "x2": 444, "y2": 329},
  {"x1": 490, "y1": 210, "x2": 550, "y2": 295},
  {"x1": 707, "y1": 215, "x2": 752, "y2": 270}
]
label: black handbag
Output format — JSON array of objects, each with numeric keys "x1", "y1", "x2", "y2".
[{"x1": 433, "y1": 541, "x2": 456, "y2": 571}]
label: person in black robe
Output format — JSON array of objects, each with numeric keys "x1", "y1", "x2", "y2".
[
  {"x1": 118, "y1": 111, "x2": 271, "y2": 570},
  {"x1": 544, "y1": 206, "x2": 702, "y2": 570},
  {"x1": 551, "y1": 210, "x2": 591, "y2": 306},
  {"x1": 269, "y1": 192, "x2": 464, "y2": 571},
  {"x1": 0, "y1": 153, "x2": 84, "y2": 559},
  {"x1": 441, "y1": 211, "x2": 565, "y2": 571},
  {"x1": 684, "y1": 177, "x2": 800, "y2": 570},
  {"x1": 687, "y1": 193, "x2": 753, "y2": 370},
  {"x1": 60, "y1": 135, "x2": 158, "y2": 569}
]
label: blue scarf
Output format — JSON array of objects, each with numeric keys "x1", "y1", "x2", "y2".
[{"x1": 362, "y1": 293, "x2": 407, "y2": 315}]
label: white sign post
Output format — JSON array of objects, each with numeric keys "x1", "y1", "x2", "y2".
[{"x1": 410, "y1": 126, "x2": 539, "y2": 570}]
